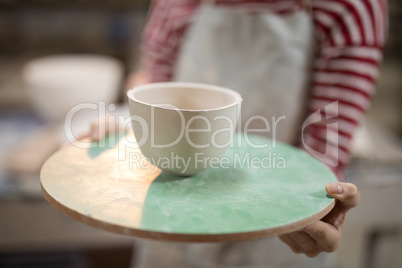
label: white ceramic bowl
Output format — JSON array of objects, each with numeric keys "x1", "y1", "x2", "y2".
[
  {"x1": 127, "y1": 82, "x2": 242, "y2": 176},
  {"x1": 22, "y1": 54, "x2": 123, "y2": 122}
]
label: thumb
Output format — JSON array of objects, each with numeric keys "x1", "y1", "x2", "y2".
[{"x1": 326, "y1": 182, "x2": 360, "y2": 213}]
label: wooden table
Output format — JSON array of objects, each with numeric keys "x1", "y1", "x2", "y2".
[{"x1": 41, "y1": 132, "x2": 336, "y2": 242}]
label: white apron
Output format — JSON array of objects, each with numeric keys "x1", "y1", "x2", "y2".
[
  {"x1": 175, "y1": 0, "x2": 314, "y2": 144},
  {"x1": 133, "y1": 1, "x2": 336, "y2": 268}
]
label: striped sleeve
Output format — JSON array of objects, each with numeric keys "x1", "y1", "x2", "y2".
[
  {"x1": 140, "y1": 0, "x2": 200, "y2": 82},
  {"x1": 302, "y1": 0, "x2": 388, "y2": 180}
]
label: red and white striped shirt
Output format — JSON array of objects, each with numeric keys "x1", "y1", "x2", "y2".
[{"x1": 140, "y1": 0, "x2": 387, "y2": 180}]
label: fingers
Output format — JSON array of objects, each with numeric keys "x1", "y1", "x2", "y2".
[
  {"x1": 326, "y1": 182, "x2": 360, "y2": 212},
  {"x1": 303, "y1": 221, "x2": 341, "y2": 253},
  {"x1": 89, "y1": 116, "x2": 115, "y2": 141},
  {"x1": 280, "y1": 183, "x2": 359, "y2": 258},
  {"x1": 279, "y1": 234, "x2": 303, "y2": 254},
  {"x1": 75, "y1": 132, "x2": 90, "y2": 141},
  {"x1": 280, "y1": 221, "x2": 341, "y2": 258},
  {"x1": 322, "y1": 182, "x2": 359, "y2": 229},
  {"x1": 89, "y1": 119, "x2": 103, "y2": 141},
  {"x1": 286, "y1": 231, "x2": 317, "y2": 256},
  {"x1": 125, "y1": 71, "x2": 150, "y2": 91}
]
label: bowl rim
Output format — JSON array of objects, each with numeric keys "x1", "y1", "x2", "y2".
[
  {"x1": 127, "y1": 82, "x2": 242, "y2": 112},
  {"x1": 22, "y1": 54, "x2": 123, "y2": 83}
]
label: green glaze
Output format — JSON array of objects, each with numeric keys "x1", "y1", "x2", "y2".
[{"x1": 140, "y1": 134, "x2": 337, "y2": 234}]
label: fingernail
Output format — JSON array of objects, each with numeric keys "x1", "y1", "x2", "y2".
[{"x1": 327, "y1": 183, "x2": 343, "y2": 195}]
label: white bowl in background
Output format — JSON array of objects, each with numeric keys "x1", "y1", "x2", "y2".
[{"x1": 22, "y1": 54, "x2": 123, "y2": 122}]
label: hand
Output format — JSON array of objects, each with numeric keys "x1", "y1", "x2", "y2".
[
  {"x1": 89, "y1": 115, "x2": 115, "y2": 142},
  {"x1": 279, "y1": 182, "x2": 360, "y2": 257},
  {"x1": 125, "y1": 71, "x2": 150, "y2": 91},
  {"x1": 89, "y1": 71, "x2": 149, "y2": 141}
]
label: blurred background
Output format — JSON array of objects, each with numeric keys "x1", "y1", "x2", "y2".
[{"x1": 0, "y1": 0, "x2": 401, "y2": 267}]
